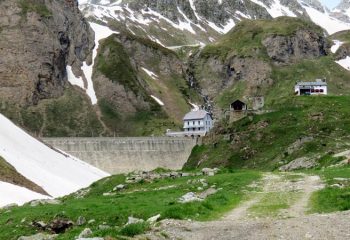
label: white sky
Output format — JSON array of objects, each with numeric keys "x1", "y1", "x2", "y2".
[{"x1": 320, "y1": 0, "x2": 341, "y2": 9}]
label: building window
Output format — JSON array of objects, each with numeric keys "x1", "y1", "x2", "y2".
[
  {"x1": 193, "y1": 121, "x2": 195, "y2": 125},
  {"x1": 198, "y1": 121, "x2": 200, "y2": 125},
  {"x1": 320, "y1": 89, "x2": 324, "y2": 93},
  {"x1": 187, "y1": 122, "x2": 189, "y2": 126}
]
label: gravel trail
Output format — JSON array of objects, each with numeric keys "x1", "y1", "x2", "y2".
[{"x1": 139, "y1": 173, "x2": 350, "y2": 240}]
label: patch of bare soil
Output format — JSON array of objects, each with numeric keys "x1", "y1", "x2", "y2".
[{"x1": 139, "y1": 173, "x2": 350, "y2": 240}]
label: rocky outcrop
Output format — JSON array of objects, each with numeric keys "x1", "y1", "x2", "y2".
[
  {"x1": 262, "y1": 29, "x2": 329, "y2": 64},
  {"x1": 189, "y1": 55, "x2": 272, "y2": 112},
  {"x1": 279, "y1": 157, "x2": 318, "y2": 171},
  {"x1": 0, "y1": 0, "x2": 94, "y2": 106}
]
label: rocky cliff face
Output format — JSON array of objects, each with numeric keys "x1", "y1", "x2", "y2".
[
  {"x1": 79, "y1": 0, "x2": 274, "y2": 46},
  {"x1": 262, "y1": 29, "x2": 328, "y2": 64},
  {"x1": 0, "y1": 0, "x2": 105, "y2": 137},
  {"x1": 0, "y1": 0, "x2": 94, "y2": 106}
]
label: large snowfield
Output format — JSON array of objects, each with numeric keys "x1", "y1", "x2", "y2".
[{"x1": 0, "y1": 114, "x2": 109, "y2": 207}]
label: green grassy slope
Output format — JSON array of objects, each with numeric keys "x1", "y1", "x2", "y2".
[
  {"x1": 94, "y1": 35, "x2": 179, "y2": 136},
  {"x1": 0, "y1": 170, "x2": 260, "y2": 239},
  {"x1": 186, "y1": 17, "x2": 350, "y2": 169},
  {"x1": 330, "y1": 30, "x2": 350, "y2": 43},
  {"x1": 309, "y1": 166, "x2": 350, "y2": 213},
  {"x1": 201, "y1": 17, "x2": 324, "y2": 59},
  {"x1": 185, "y1": 96, "x2": 350, "y2": 170},
  {"x1": 93, "y1": 33, "x2": 196, "y2": 136}
]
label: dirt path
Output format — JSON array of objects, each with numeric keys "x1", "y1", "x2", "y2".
[
  {"x1": 140, "y1": 173, "x2": 350, "y2": 240},
  {"x1": 285, "y1": 175, "x2": 324, "y2": 218}
]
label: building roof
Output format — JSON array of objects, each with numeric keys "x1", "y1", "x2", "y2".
[
  {"x1": 296, "y1": 81, "x2": 327, "y2": 86},
  {"x1": 183, "y1": 110, "x2": 209, "y2": 120},
  {"x1": 230, "y1": 99, "x2": 246, "y2": 105}
]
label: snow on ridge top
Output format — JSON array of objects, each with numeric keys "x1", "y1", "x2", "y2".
[
  {"x1": 0, "y1": 113, "x2": 109, "y2": 199},
  {"x1": 0, "y1": 182, "x2": 49, "y2": 207}
]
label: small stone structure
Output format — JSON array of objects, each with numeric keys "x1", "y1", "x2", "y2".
[
  {"x1": 230, "y1": 100, "x2": 247, "y2": 111},
  {"x1": 227, "y1": 97, "x2": 265, "y2": 122}
]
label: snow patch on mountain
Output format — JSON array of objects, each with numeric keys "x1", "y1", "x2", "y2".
[
  {"x1": 250, "y1": 0, "x2": 296, "y2": 18},
  {"x1": 150, "y1": 95, "x2": 165, "y2": 106},
  {"x1": 189, "y1": 102, "x2": 200, "y2": 111},
  {"x1": 0, "y1": 182, "x2": 49, "y2": 207},
  {"x1": 331, "y1": 40, "x2": 344, "y2": 53},
  {"x1": 67, "y1": 66, "x2": 85, "y2": 89},
  {"x1": 141, "y1": 67, "x2": 158, "y2": 80},
  {"x1": 78, "y1": 0, "x2": 350, "y2": 47},
  {"x1": 189, "y1": 0, "x2": 201, "y2": 20},
  {"x1": 336, "y1": 56, "x2": 350, "y2": 70},
  {"x1": 302, "y1": 5, "x2": 350, "y2": 34},
  {"x1": 74, "y1": 22, "x2": 118, "y2": 105},
  {"x1": 205, "y1": 18, "x2": 235, "y2": 34},
  {"x1": 0, "y1": 113, "x2": 109, "y2": 200}
]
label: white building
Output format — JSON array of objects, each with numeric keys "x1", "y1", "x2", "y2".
[
  {"x1": 295, "y1": 80, "x2": 328, "y2": 96},
  {"x1": 182, "y1": 110, "x2": 213, "y2": 137}
]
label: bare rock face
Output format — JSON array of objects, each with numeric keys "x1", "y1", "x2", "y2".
[
  {"x1": 0, "y1": 0, "x2": 94, "y2": 106},
  {"x1": 262, "y1": 30, "x2": 329, "y2": 64},
  {"x1": 193, "y1": 56, "x2": 272, "y2": 100},
  {"x1": 188, "y1": 53, "x2": 273, "y2": 115},
  {"x1": 125, "y1": 0, "x2": 272, "y2": 26}
]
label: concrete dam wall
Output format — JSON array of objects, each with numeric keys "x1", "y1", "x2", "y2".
[{"x1": 42, "y1": 137, "x2": 197, "y2": 174}]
